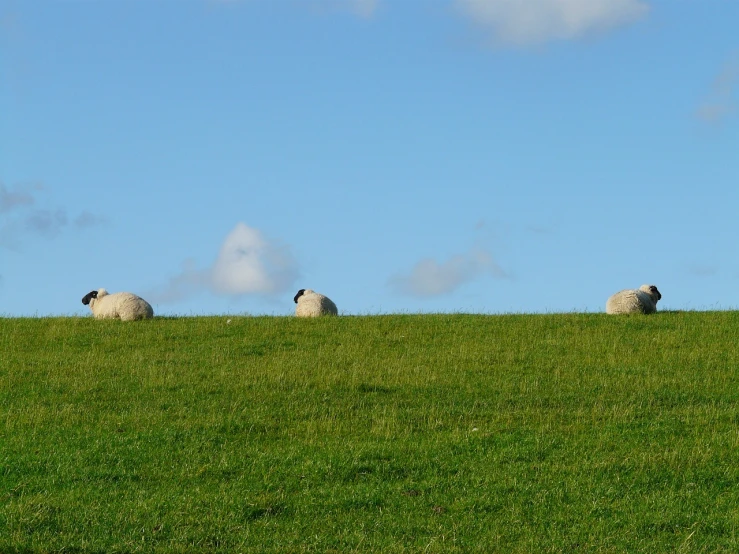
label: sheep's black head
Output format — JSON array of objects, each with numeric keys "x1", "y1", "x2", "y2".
[
  {"x1": 293, "y1": 289, "x2": 306, "y2": 303},
  {"x1": 81, "y1": 290, "x2": 98, "y2": 305},
  {"x1": 649, "y1": 285, "x2": 662, "y2": 300}
]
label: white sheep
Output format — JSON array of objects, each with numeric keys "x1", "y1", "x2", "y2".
[
  {"x1": 81, "y1": 288, "x2": 154, "y2": 321},
  {"x1": 606, "y1": 284, "x2": 662, "y2": 315},
  {"x1": 293, "y1": 288, "x2": 338, "y2": 317}
]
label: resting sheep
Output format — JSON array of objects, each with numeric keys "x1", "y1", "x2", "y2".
[
  {"x1": 606, "y1": 284, "x2": 662, "y2": 315},
  {"x1": 81, "y1": 288, "x2": 154, "y2": 321},
  {"x1": 293, "y1": 289, "x2": 338, "y2": 317}
]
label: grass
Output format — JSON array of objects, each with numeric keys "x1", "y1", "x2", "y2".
[{"x1": 2, "y1": 312, "x2": 739, "y2": 552}]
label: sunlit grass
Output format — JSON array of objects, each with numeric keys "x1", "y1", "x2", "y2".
[{"x1": 2, "y1": 312, "x2": 739, "y2": 552}]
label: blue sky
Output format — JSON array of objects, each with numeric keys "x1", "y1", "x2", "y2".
[{"x1": 1, "y1": 0, "x2": 737, "y2": 317}]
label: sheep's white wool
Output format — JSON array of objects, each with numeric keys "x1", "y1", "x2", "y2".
[
  {"x1": 294, "y1": 289, "x2": 338, "y2": 317},
  {"x1": 84, "y1": 288, "x2": 154, "y2": 321},
  {"x1": 606, "y1": 284, "x2": 661, "y2": 315}
]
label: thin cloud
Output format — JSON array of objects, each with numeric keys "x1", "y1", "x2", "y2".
[
  {"x1": 526, "y1": 224, "x2": 556, "y2": 235},
  {"x1": 24, "y1": 209, "x2": 68, "y2": 238},
  {"x1": 696, "y1": 55, "x2": 739, "y2": 124},
  {"x1": 146, "y1": 259, "x2": 211, "y2": 304},
  {"x1": 454, "y1": 0, "x2": 649, "y2": 47},
  {"x1": 147, "y1": 222, "x2": 300, "y2": 304},
  {"x1": 215, "y1": 0, "x2": 380, "y2": 19},
  {"x1": 305, "y1": 0, "x2": 379, "y2": 19},
  {"x1": 686, "y1": 264, "x2": 718, "y2": 278},
  {"x1": 0, "y1": 182, "x2": 40, "y2": 213},
  {"x1": 0, "y1": 182, "x2": 107, "y2": 250},
  {"x1": 74, "y1": 211, "x2": 109, "y2": 229},
  {"x1": 389, "y1": 248, "x2": 508, "y2": 297},
  {"x1": 347, "y1": 0, "x2": 379, "y2": 18}
]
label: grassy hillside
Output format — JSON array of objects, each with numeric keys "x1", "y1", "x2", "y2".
[{"x1": 2, "y1": 312, "x2": 739, "y2": 553}]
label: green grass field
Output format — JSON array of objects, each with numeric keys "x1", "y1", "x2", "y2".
[{"x1": 2, "y1": 312, "x2": 739, "y2": 553}]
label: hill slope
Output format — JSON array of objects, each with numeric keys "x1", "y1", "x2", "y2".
[{"x1": 2, "y1": 312, "x2": 739, "y2": 552}]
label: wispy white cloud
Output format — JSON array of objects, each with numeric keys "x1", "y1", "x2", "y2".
[
  {"x1": 210, "y1": 0, "x2": 380, "y2": 19},
  {"x1": 146, "y1": 259, "x2": 211, "y2": 304},
  {"x1": 454, "y1": 0, "x2": 649, "y2": 46},
  {"x1": 74, "y1": 211, "x2": 109, "y2": 229},
  {"x1": 389, "y1": 248, "x2": 508, "y2": 297},
  {"x1": 347, "y1": 0, "x2": 379, "y2": 18},
  {"x1": 0, "y1": 182, "x2": 40, "y2": 213},
  {"x1": 696, "y1": 54, "x2": 739, "y2": 124},
  {"x1": 24, "y1": 209, "x2": 68, "y2": 238},
  {"x1": 305, "y1": 0, "x2": 380, "y2": 19},
  {"x1": 0, "y1": 183, "x2": 107, "y2": 250},
  {"x1": 147, "y1": 222, "x2": 300, "y2": 304}
]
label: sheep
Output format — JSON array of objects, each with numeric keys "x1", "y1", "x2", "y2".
[
  {"x1": 293, "y1": 288, "x2": 338, "y2": 317},
  {"x1": 606, "y1": 284, "x2": 662, "y2": 315},
  {"x1": 81, "y1": 288, "x2": 154, "y2": 321}
]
